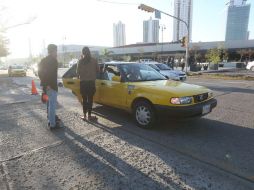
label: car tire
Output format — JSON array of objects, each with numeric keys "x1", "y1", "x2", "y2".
[
  {"x1": 133, "y1": 101, "x2": 156, "y2": 129},
  {"x1": 251, "y1": 66, "x2": 254, "y2": 72}
]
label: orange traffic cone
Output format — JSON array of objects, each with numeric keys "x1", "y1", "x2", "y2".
[{"x1": 31, "y1": 80, "x2": 38, "y2": 95}]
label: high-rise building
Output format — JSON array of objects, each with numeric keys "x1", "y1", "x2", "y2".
[
  {"x1": 113, "y1": 21, "x2": 126, "y2": 47},
  {"x1": 143, "y1": 17, "x2": 159, "y2": 43},
  {"x1": 173, "y1": 0, "x2": 193, "y2": 42},
  {"x1": 225, "y1": 0, "x2": 250, "y2": 41},
  {"x1": 229, "y1": 0, "x2": 247, "y2": 6}
]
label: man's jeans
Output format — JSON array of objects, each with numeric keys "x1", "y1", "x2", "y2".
[{"x1": 47, "y1": 89, "x2": 57, "y2": 127}]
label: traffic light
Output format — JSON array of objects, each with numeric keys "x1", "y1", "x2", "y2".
[
  {"x1": 181, "y1": 36, "x2": 187, "y2": 47},
  {"x1": 138, "y1": 4, "x2": 155, "y2": 13}
]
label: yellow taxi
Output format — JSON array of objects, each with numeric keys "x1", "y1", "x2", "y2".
[{"x1": 63, "y1": 62, "x2": 217, "y2": 128}]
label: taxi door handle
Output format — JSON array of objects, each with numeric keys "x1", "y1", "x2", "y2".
[
  {"x1": 67, "y1": 81, "x2": 74, "y2": 85},
  {"x1": 101, "y1": 82, "x2": 106, "y2": 86}
]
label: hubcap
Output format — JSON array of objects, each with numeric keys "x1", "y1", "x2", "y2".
[{"x1": 136, "y1": 106, "x2": 151, "y2": 126}]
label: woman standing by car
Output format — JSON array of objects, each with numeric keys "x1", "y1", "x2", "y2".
[{"x1": 77, "y1": 47, "x2": 99, "y2": 121}]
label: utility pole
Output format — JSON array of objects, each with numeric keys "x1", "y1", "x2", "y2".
[
  {"x1": 160, "y1": 25, "x2": 166, "y2": 56},
  {"x1": 28, "y1": 38, "x2": 32, "y2": 62},
  {"x1": 138, "y1": 4, "x2": 189, "y2": 72}
]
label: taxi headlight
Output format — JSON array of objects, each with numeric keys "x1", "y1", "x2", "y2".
[
  {"x1": 208, "y1": 92, "x2": 213, "y2": 98},
  {"x1": 170, "y1": 96, "x2": 192, "y2": 105}
]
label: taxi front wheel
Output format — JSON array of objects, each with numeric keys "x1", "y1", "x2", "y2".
[{"x1": 133, "y1": 101, "x2": 156, "y2": 129}]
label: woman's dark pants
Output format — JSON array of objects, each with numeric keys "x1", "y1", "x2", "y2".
[{"x1": 80, "y1": 80, "x2": 96, "y2": 116}]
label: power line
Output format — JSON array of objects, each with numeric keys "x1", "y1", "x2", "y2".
[{"x1": 97, "y1": 0, "x2": 138, "y2": 6}]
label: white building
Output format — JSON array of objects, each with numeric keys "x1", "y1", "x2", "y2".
[
  {"x1": 113, "y1": 21, "x2": 126, "y2": 47},
  {"x1": 173, "y1": 0, "x2": 193, "y2": 42},
  {"x1": 143, "y1": 17, "x2": 159, "y2": 43}
]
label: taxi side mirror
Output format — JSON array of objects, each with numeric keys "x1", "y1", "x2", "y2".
[{"x1": 112, "y1": 75, "x2": 121, "y2": 82}]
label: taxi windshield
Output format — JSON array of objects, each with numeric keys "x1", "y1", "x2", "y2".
[
  {"x1": 12, "y1": 65, "x2": 24, "y2": 69},
  {"x1": 120, "y1": 64, "x2": 166, "y2": 82}
]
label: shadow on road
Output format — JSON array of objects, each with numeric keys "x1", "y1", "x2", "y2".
[
  {"x1": 91, "y1": 105, "x2": 254, "y2": 183},
  {"x1": 52, "y1": 125, "x2": 177, "y2": 189}
]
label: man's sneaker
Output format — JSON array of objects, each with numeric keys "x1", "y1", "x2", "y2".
[
  {"x1": 55, "y1": 115, "x2": 61, "y2": 122},
  {"x1": 47, "y1": 122, "x2": 62, "y2": 129}
]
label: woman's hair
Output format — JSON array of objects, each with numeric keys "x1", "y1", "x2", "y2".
[{"x1": 81, "y1": 47, "x2": 91, "y2": 64}]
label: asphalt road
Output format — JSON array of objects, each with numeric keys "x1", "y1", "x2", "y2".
[{"x1": 0, "y1": 72, "x2": 254, "y2": 190}]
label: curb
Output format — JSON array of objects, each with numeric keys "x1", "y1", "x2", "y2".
[{"x1": 188, "y1": 73, "x2": 254, "y2": 80}]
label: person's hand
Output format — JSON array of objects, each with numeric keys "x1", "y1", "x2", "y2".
[{"x1": 46, "y1": 86, "x2": 51, "y2": 90}]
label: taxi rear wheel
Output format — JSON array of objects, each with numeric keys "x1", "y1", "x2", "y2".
[{"x1": 133, "y1": 101, "x2": 156, "y2": 129}]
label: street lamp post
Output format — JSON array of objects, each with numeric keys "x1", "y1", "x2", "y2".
[
  {"x1": 160, "y1": 25, "x2": 166, "y2": 56},
  {"x1": 138, "y1": 4, "x2": 189, "y2": 72}
]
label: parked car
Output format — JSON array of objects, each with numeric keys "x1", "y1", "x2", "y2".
[
  {"x1": 246, "y1": 61, "x2": 254, "y2": 71},
  {"x1": 62, "y1": 62, "x2": 217, "y2": 129},
  {"x1": 145, "y1": 61, "x2": 187, "y2": 81},
  {"x1": 8, "y1": 65, "x2": 26, "y2": 77}
]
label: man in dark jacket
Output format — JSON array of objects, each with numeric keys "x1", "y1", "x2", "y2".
[{"x1": 38, "y1": 44, "x2": 60, "y2": 129}]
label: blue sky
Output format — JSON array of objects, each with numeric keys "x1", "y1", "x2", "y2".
[{"x1": 2, "y1": 0, "x2": 254, "y2": 58}]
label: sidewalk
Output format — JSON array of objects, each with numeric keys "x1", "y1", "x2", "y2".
[
  {"x1": 187, "y1": 68, "x2": 254, "y2": 80},
  {"x1": 0, "y1": 69, "x2": 8, "y2": 77}
]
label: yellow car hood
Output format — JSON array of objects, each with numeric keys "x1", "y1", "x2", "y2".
[{"x1": 130, "y1": 80, "x2": 210, "y2": 96}]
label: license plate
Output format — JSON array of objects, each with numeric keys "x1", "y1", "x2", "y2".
[{"x1": 202, "y1": 104, "x2": 211, "y2": 114}]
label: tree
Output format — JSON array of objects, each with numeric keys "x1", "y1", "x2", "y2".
[
  {"x1": 246, "y1": 49, "x2": 254, "y2": 61},
  {"x1": 236, "y1": 49, "x2": 248, "y2": 62},
  {"x1": 122, "y1": 55, "x2": 131, "y2": 62},
  {"x1": 205, "y1": 48, "x2": 221, "y2": 64},
  {"x1": 0, "y1": 33, "x2": 9, "y2": 57},
  {"x1": 101, "y1": 48, "x2": 113, "y2": 61},
  {"x1": 0, "y1": 5, "x2": 9, "y2": 58},
  {"x1": 189, "y1": 45, "x2": 201, "y2": 64}
]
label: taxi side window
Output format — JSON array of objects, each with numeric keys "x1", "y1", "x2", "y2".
[{"x1": 104, "y1": 65, "x2": 120, "y2": 81}]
